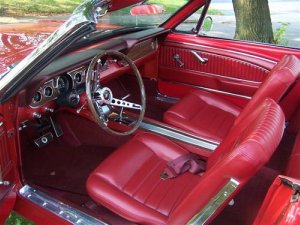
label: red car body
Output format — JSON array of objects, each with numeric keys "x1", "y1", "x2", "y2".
[{"x1": 0, "y1": 0, "x2": 300, "y2": 224}]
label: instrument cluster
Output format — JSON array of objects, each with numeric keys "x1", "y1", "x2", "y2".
[{"x1": 30, "y1": 67, "x2": 86, "y2": 108}]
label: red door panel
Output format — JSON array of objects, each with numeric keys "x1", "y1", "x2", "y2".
[
  {"x1": 158, "y1": 32, "x2": 300, "y2": 113},
  {"x1": 158, "y1": 35, "x2": 277, "y2": 101},
  {"x1": 165, "y1": 34, "x2": 300, "y2": 62}
]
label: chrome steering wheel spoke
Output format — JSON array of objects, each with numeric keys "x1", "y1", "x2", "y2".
[
  {"x1": 86, "y1": 50, "x2": 146, "y2": 136},
  {"x1": 109, "y1": 98, "x2": 142, "y2": 110}
]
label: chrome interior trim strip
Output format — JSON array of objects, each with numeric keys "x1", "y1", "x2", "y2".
[
  {"x1": 167, "y1": 40, "x2": 277, "y2": 65},
  {"x1": 140, "y1": 121, "x2": 219, "y2": 151},
  {"x1": 194, "y1": 70, "x2": 262, "y2": 85},
  {"x1": 187, "y1": 178, "x2": 240, "y2": 225},
  {"x1": 19, "y1": 185, "x2": 107, "y2": 225},
  {"x1": 173, "y1": 82, "x2": 252, "y2": 100}
]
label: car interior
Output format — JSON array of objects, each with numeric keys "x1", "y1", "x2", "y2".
[
  {"x1": 2, "y1": 2, "x2": 298, "y2": 224},
  {"x1": 12, "y1": 26, "x2": 300, "y2": 224}
]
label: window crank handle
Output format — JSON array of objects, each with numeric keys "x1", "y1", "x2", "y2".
[{"x1": 173, "y1": 54, "x2": 184, "y2": 67}]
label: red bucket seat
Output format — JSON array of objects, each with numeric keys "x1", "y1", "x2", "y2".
[
  {"x1": 163, "y1": 54, "x2": 300, "y2": 142},
  {"x1": 86, "y1": 98, "x2": 285, "y2": 225}
]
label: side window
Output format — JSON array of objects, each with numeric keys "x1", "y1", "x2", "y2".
[
  {"x1": 175, "y1": 7, "x2": 205, "y2": 33},
  {"x1": 176, "y1": 0, "x2": 300, "y2": 49}
]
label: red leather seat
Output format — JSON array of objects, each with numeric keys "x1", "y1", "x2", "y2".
[
  {"x1": 164, "y1": 54, "x2": 300, "y2": 141},
  {"x1": 87, "y1": 98, "x2": 285, "y2": 225},
  {"x1": 285, "y1": 132, "x2": 300, "y2": 179}
]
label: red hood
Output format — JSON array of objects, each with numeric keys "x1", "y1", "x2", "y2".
[
  {"x1": 0, "y1": 20, "x2": 63, "y2": 75},
  {"x1": 0, "y1": 20, "x2": 123, "y2": 75}
]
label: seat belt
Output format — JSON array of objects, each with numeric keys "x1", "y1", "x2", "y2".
[{"x1": 160, "y1": 153, "x2": 206, "y2": 180}]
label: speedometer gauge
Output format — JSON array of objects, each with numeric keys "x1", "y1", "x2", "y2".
[{"x1": 57, "y1": 75, "x2": 71, "y2": 94}]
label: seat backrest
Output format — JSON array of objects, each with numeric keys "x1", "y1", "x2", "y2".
[
  {"x1": 235, "y1": 55, "x2": 300, "y2": 125},
  {"x1": 168, "y1": 98, "x2": 285, "y2": 225}
]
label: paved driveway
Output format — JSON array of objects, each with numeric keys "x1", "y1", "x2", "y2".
[{"x1": 210, "y1": 0, "x2": 300, "y2": 48}]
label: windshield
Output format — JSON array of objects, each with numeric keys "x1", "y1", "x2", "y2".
[{"x1": 97, "y1": 0, "x2": 189, "y2": 31}]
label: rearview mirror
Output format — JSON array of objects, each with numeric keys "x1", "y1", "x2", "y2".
[{"x1": 130, "y1": 4, "x2": 165, "y2": 16}]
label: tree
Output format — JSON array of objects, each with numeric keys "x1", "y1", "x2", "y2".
[{"x1": 232, "y1": 0, "x2": 274, "y2": 43}]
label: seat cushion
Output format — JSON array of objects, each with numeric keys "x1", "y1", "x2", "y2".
[
  {"x1": 86, "y1": 133, "x2": 202, "y2": 225},
  {"x1": 163, "y1": 90, "x2": 241, "y2": 142}
]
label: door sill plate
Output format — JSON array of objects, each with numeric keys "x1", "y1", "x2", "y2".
[{"x1": 19, "y1": 185, "x2": 107, "y2": 225}]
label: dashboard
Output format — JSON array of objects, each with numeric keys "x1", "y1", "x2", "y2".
[{"x1": 17, "y1": 27, "x2": 169, "y2": 125}]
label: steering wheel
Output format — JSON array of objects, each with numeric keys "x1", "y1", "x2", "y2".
[{"x1": 86, "y1": 50, "x2": 146, "y2": 136}]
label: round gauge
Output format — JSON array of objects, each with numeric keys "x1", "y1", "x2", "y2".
[
  {"x1": 74, "y1": 72, "x2": 82, "y2": 83},
  {"x1": 44, "y1": 86, "x2": 53, "y2": 97},
  {"x1": 33, "y1": 91, "x2": 42, "y2": 103},
  {"x1": 57, "y1": 75, "x2": 71, "y2": 94}
]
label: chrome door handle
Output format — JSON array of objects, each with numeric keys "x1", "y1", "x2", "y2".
[
  {"x1": 173, "y1": 54, "x2": 184, "y2": 67},
  {"x1": 191, "y1": 50, "x2": 208, "y2": 64}
]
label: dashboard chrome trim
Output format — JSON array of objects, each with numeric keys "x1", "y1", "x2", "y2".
[
  {"x1": 30, "y1": 66, "x2": 87, "y2": 108},
  {"x1": 30, "y1": 79, "x2": 60, "y2": 108},
  {"x1": 67, "y1": 66, "x2": 87, "y2": 87},
  {"x1": 19, "y1": 185, "x2": 107, "y2": 225}
]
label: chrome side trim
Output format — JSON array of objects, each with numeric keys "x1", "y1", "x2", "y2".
[
  {"x1": 173, "y1": 82, "x2": 252, "y2": 100},
  {"x1": 193, "y1": 70, "x2": 263, "y2": 85},
  {"x1": 19, "y1": 185, "x2": 107, "y2": 225},
  {"x1": 187, "y1": 178, "x2": 240, "y2": 225},
  {"x1": 139, "y1": 121, "x2": 219, "y2": 151}
]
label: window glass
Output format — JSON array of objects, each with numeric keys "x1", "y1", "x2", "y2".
[
  {"x1": 97, "y1": 0, "x2": 190, "y2": 30},
  {"x1": 176, "y1": 0, "x2": 300, "y2": 49},
  {"x1": 176, "y1": 7, "x2": 205, "y2": 33}
]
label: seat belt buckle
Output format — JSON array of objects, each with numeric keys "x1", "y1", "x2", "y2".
[{"x1": 160, "y1": 172, "x2": 171, "y2": 180}]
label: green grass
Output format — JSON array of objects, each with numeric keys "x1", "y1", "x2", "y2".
[
  {"x1": 0, "y1": 0, "x2": 188, "y2": 16},
  {"x1": 0, "y1": 0, "x2": 83, "y2": 16},
  {"x1": 4, "y1": 211, "x2": 35, "y2": 225},
  {"x1": 207, "y1": 8, "x2": 224, "y2": 15},
  {"x1": 0, "y1": 0, "x2": 223, "y2": 17}
]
